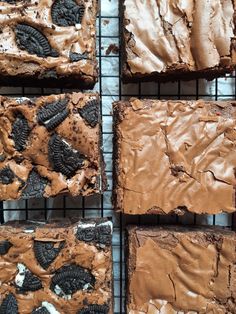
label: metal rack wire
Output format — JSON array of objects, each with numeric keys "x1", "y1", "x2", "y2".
[{"x1": 0, "y1": 1, "x2": 236, "y2": 313}]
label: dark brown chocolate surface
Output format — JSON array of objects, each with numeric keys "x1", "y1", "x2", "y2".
[
  {"x1": 127, "y1": 225, "x2": 236, "y2": 313},
  {"x1": 0, "y1": 92, "x2": 105, "y2": 201},
  {"x1": 0, "y1": 0, "x2": 98, "y2": 88},
  {"x1": 0, "y1": 218, "x2": 113, "y2": 314},
  {"x1": 122, "y1": 0, "x2": 236, "y2": 83},
  {"x1": 113, "y1": 99, "x2": 236, "y2": 215}
]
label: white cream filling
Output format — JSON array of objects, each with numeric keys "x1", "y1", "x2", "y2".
[
  {"x1": 15, "y1": 263, "x2": 26, "y2": 287},
  {"x1": 41, "y1": 302, "x2": 60, "y2": 314}
]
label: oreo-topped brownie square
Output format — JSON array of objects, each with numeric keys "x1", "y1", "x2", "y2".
[
  {"x1": 0, "y1": 92, "x2": 105, "y2": 201},
  {"x1": 122, "y1": 0, "x2": 236, "y2": 83},
  {"x1": 0, "y1": 218, "x2": 113, "y2": 314},
  {"x1": 0, "y1": 0, "x2": 98, "y2": 88}
]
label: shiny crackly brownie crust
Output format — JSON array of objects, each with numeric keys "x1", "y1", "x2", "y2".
[
  {"x1": 0, "y1": 0, "x2": 98, "y2": 88},
  {"x1": 121, "y1": 0, "x2": 236, "y2": 83},
  {"x1": 126, "y1": 225, "x2": 236, "y2": 314},
  {"x1": 0, "y1": 92, "x2": 106, "y2": 201},
  {"x1": 0, "y1": 218, "x2": 113, "y2": 314},
  {"x1": 113, "y1": 98, "x2": 236, "y2": 215}
]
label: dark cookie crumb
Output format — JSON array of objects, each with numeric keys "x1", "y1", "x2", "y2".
[
  {"x1": 69, "y1": 52, "x2": 88, "y2": 62},
  {"x1": 51, "y1": 0, "x2": 85, "y2": 27},
  {"x1": 15, "y1": 24, "x2": 59, "y2": 58},
  {"x1": 0, "y1": 293, "x2": 18, "y2": 314},
  {"x1": 76, "y1": 222, "x2": 112, "y2": 247},
  {"x1": 0, "y1": 240, "x2": 12, "y2": 255},
  {"x1": 50, "y1": 264, "x2": 95, "y2": 297},
  {"x1": 11, "y1": 112, "x2": 30, "y2": 152},
  {"x1": 79, "y1": 99, "x2": 99, "y2": 128},
  {"x1": 48, "y1": 134, "x2": 86, "y2": 177},
  {"x1": 78, "y1": 304, "x2": 109, "y2": 314},
  {"x1": 0, "y1": 167, "x2": 15, "y2": 185},
  {"x1": 34, "y1": 240, "x2": 65, "y2": 269},
  {"x1": 21, "y1": 170, "x2": 48, "y2": 199}
]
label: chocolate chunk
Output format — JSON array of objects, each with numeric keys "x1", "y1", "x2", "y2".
[
  {"x1": 21, "y1": 170, "x2": 48, "y2": 199},
  {"x1": 50, "y1": 264, "x2": 95, "y2": 297},
  {"x1": 78, "y1": 305, "x2": 109, "y2": 314},
  {"x1": 0, "y1": 240, "x2": 12, "y2": 255},
  {"x1": 48, "y1": 134, "x2": 86, "y2": 177},
  {"x1": 0, "y1": 167, "x2": 15, "y2": 185},
  {"x1": 17, "y1": 267, "x2": 42, "y2": 292},
  {"x1": 37, "y1": 98, "x2": 69, "y2": 131},
  {"x1": 69, "y1": 52, "x2": 88, "y2": 62},
  {"x1": 32, "y1": 307, "x2": 50, "y2": 314},
  {"x1": 78, "y1": 99, "x2": 99, "y2": 127},
  {"x1": 0, "y1": 293, "x2": 18, "y2": 314},
  {"x1": 76, "y1": 223, "x2": 112, "y2": 247},
  {"x1": 11, "y1": 112, "x2": 30, "y2": 152},
  {"x1": 34, "y1": 241, "x2": 65, "y2": 269},
  {"x1": 51, "y1": 0, "x2": 85, "y2": 27},
  {"x1": 15, "y1": 24, "x2": 59, "y2": 58}
]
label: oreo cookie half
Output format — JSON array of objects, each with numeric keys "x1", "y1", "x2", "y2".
[
  {"x1": 50, "y1": 264, "x2": 95, "y2": 298},
  {"x1": 11, "y1": 112, "x2": 30, "y2": 152},
  {"x1": 51, "y1": 0, "x2": 85, "y2": 27},
  {"x1": 34, "y1": 240, "x2": 65, "y2": 269},
  {"x1": 15, "y1": 263, "x2": 42, "y2": 292},
  {"x1": 0, "y1": 293, "x2": 18, "y2": 314},
  {"x1": 78, "y1": 99, "x2": 99, "y2": 128}
]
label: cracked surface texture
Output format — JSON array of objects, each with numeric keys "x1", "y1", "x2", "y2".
[
  {"x1": 0, "y1": 0, "x2": 97, "y2": 88},
  {"x1": 122, "y1": 0, "x2": 236, "y2": 82},
  {"x1": 127, "y1": 226, "x2": 236, "y2": 314},
  {"x1": 113, "y1": 99, "x2": 236, "y2": 215},
  {"x1": 0, "y1": 92, "x2": 104, "y2": 201},
  {"x1": 0, "y1": 219, "x2": 113, "y2": 314}
]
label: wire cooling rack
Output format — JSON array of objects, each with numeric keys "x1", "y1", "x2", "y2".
[{"x1": 0, "y1": 0, "x2": 236, "y2": 313}]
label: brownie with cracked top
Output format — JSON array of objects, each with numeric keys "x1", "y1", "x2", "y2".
[
  {"x1": 113, "y1": 98, "x2": 236, "y2": 215},
  {"x1": 0, "y1": 92, "x2": 106, "y2": 201},
  {"x1": 127, "y1": 225, "x2": 236, "y2": 313},
  {"x1": 122, "y1": 0, "x2": 236, "y2": 83},
  {"x1": 0, "y1": 0, "x2": 98, "y2": 88},
  {"x1": 0, "y1": 218, "x2": 113, "y2": 314}
]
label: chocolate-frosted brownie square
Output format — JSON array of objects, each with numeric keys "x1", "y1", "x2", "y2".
[
  {"x1": 0, "y1": 218, "x2": 113, "y2": 314},
  {"x1": 113, "y1": 99, "x2": 236, "y2": 215},
  {"x1": 127, "y1": 225, "x2": 236, "y2": 313},
  {"x1": 0, "y1": 0, "x2": 98, "y2": 88},
  {"x1": 0, "y1": 92, "x2": 105, "y2": 201},
  {"x1": 122, "y1": 0, "x2": 236, "y2": 83}
]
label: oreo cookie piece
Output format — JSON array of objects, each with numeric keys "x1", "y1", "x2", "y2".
[
  {"x1": 15, "y1": 264, "x2": 42, "y2": 292},
  {"x1": 11, "y1": 112, "x2": 30, "y2": 152},
  {"x1": 0, "y1": 167, "x2": 15, "y2": 185},
  {"x1": 76, "y1": 221, "x2": 112, "y2": 247},
  {"x1": 78, "y1": 304, "x2": 109, "y2": 314},
  {"x1": 50, "y1": 264, "x2": 95, "y2": 298},
  {"x1": 21, "y1": 170, "x2": 48, "y2": 199},
  {"x1": 32, "y1": 308, "x2": 50, "y2": 314},
  {"x1": 48, "y1": 134, "x2": 86, "y2": 177},
  {"x1": 69, "y1": 52, "x2": 88, "y2": 62},
  {"x1": 37, "y1": 98, "x2": 69, "y2": 131},
  {"x1": 51, "y1": 0, "x2": 85, "y2": 27},
  {"x1": 34, "y1": 240, "x2": 65, "y2": 269},
  {"x1": 0, "y1": 240, "x2": 12, "y2": 255},
  {"x1": 15, "y1": 24, "x2": 59, "y2": 58},
  {"x1": 78, "y1": 99, "x2": 99, "y2": 128},
  {"x1": 0, "y1": 293, "x2": 18, "y2": 314}
]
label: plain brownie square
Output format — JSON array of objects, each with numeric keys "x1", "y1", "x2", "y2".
[
  {"x1": 122, "y1": 0, "x2": 236, "y2": 83},
  {"x1": 113, "y1": 99, "x2": 236, "y2": 215},
  {"x1": 0, "y1": 0, "x2": 98, "y2": 88},
  {"x1": 0, "y1": 92, "x2": 106, "y2": 201},
  {"x1": 0, "y1": 218, "x2": 113, "y2": 314},
  {"x1": 127, "y1": 225, "x2": 236, "y2": 313}
]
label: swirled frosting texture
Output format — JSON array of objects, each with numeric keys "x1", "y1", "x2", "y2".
[
  {"x1": 113, "y1": 99, "x2": 236, "y2": 215},
  {"x1": 0, "y1": 219, "x2": 113, "y2": 314},
  {"x1": 123, "y1": 0, "x2": 236, "y2": 80},
  {"x1": 0, "y1": 0, "x2": 97, "y2": 87},
  {"x1": 127, "y1": 226, "x2": 236, "y2": 314}
]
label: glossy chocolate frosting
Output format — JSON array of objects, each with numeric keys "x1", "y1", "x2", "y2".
[
  {"x1": 0, "y1": 0, "x2": 98, "y2": 87},
  {"x1": 127, "y1": 226, "x2": 236, "y2": 314},
  {"x1": 113, "y1": 99, "x2": 236, "y2": 215},
  {"x1": 0, "y1": 92, "x2": 104, "y2": 201},
  {"x1": 123, "y1": 0, "x2": 236, "y2": 81},
  {"x1": 0, "y1": 219, "x2": 113, "y2": 314}
]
